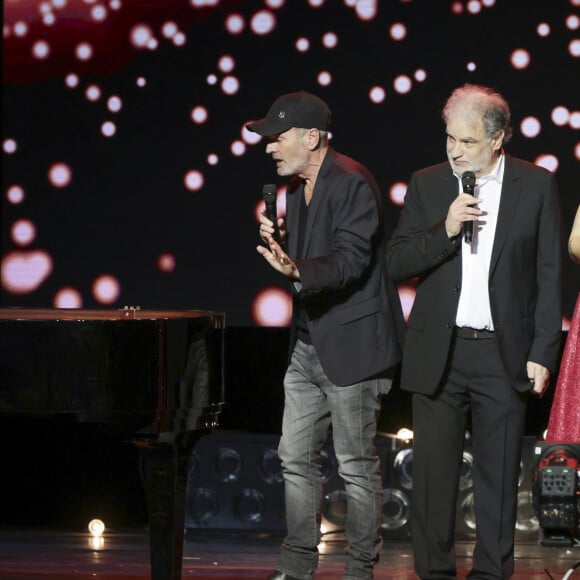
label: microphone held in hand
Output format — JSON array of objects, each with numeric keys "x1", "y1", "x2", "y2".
[
  {"x1": 461, "y1": 171, "x2": 476, "y2": 244},
  {"x1": 262, "y1": 183, "x2": 281, "y2": 244}
]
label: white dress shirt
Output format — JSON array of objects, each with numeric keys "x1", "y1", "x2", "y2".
[{"x1": 455, "y1": 154, "x2": 505, "y2": 331}]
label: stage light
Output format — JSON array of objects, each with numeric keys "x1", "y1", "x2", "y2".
[
  {"x1": 396, "y1": 428, "x2": 413, "y2": 442},
  {"x1": 88, "y1": 518, "x2": 105, "y2": 537}
]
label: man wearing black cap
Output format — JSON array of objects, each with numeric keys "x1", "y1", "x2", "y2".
[{"x1": 247, "y1": 91, "x2": 404, "y2": 580}]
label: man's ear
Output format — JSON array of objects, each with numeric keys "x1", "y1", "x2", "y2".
[
  {"x1": 491, "y1": 130, "x2": 504, "y2": 153},
  {"x1": 308, "y1": 128, "x2": 321, "y2": 150}
]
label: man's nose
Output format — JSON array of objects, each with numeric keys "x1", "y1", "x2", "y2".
[{"x1": 266, "y1": 142, "x2": 275, "y2": 154}]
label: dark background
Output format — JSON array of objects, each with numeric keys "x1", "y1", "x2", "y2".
[
  {"x1": 2, "y1": 0, "x2": 579, "y2": 323},
  {"x1": 1, "y1": 0, "x2": 578, "y2": 528}
]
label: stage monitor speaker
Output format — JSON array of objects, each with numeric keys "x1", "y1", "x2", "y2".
[
  {"x1": 319, "y1": 434, "x2": 412, "y2": 541},
  {"x1": 185, "y1": 432, "x2": 285, "y2": 531},
  {"x1": 454, "y1": 435, "x2": 540, "y2": 541},
  {"x1": 532, "y1": 441, "x2": 580, "y2": 546}
]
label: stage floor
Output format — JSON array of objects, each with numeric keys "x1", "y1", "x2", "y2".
[{"x1": 0, "y1": 528, "x2": 578, "y2": 579}]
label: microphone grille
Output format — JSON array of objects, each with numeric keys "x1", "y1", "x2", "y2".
[{"x1": 262, "y1": 184, "x2": 277, "y2": 200}]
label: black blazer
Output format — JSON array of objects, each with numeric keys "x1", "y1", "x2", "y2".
[
  {"x1": 285, "y1": 148, "x2": 404, "y2": 386},
  {"x1": 385, "y1": 155, "x2": 563, "y2": 394}
]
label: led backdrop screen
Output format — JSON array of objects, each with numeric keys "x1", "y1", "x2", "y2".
[{"x1": 2, "y1": 0, "x2": 579, "y2": 327}]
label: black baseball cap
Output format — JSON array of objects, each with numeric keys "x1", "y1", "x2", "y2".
[{"x1": 246, "y1": 91, "x2": 332, "y2": 136}]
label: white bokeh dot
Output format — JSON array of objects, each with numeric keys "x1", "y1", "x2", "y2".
[
  {"x1": 173, "y1": 32, "x2": 186, "y2": 46},
  {"x1": 393, "y1": 75, "x2": 412, "y2": 94},
  {"x1": 48, "y1": 162, "x2": 73, "y2": 188},
  {"x1": 510, "y1": 48, "x2": 530, "y2": 69},
  {"x1": 390, "y1": 23, "x2": 407, "y2": 41},
  {"x1": 184, "y1": 169, "x2": 204, "y2": 191},
  {"x1": 12, "y1": 220, "x2": 36, "y2": 246},
  {"x1": 369, "y1": 86, "x2": 386, "y2": 103},
  {"x1": 3, "y1": 139, "x2": 18, "y2": 154},
  {"x1": 252, "y1": 287, "x2": 292, "y2": 326},
  {"x1": 218, "y1": 55, "x2": 235, "y2": 73},
  {"x1": 14, "y1": 21, "x2": 29, "y2": 37},
  {"x1": 566, "y1": 14, "x2": 579, "y2": 30},
  {"x1": 318, "y1": 71, "x2": 332, "y2": 86},
  {"x1": 520, "y1": 116, "x2": 541, "y2": 138},
  {"x1": 101, "y1": 121, "x2": 116, "y2": 137},
  {"x1": 107, "y1": 95, "x2": 122, "y2": 112},
  {"x1": 242, "y1": 126, "x2": 262, "y2": 145},
  {"x1": 65, "y1": 73, "x2": 79, "y2": 88},
  {"x1": 537, "y1": 22, "x2": 551, "y2": 37},
  {"x1": 225, "y1": 13, "x2": 245, "y2": 35},
  {"x1": 322, "y1": 31, "x2": 338, "y2": 48},
  {"x1": 92, "y1": 274, "x2": 121, "y2": 305},
  {"x1": 414, "y1": 69, "x2": 427, "y2": 82},
  {"x1": 91, "y1": 5, "x2": 107, "y2": 21},
  {"x1": 551, "y1": 106, "x2": 570, "y2": 126},
  {"x1": 191, "y1": 106, "x2": 208, "y2": 124},
  {"x1": 389, "y1": 182, "x2": 407, "y2": 206},
  {"x1": 75, "y1": 42, "x2": 93, "y2": 61},
  {"x1": 161, "y1": 21, "x2": 178, "y2": 38},
  {"x1": 467, "y1": 0, "x2": 482, "y2": 14},
  {"x1": 296, "y1": 37, "x2": 310, "y2": 52},
  {"x1": 7, "y1": 185, "x2": 25, "y2": 204},
  {"x1": 221, "y1": 75, "x2": 240, "y2": 95},
  {"x1": 534, "y1": 153, "x2": 559, "y2": 173},
  {"x1": 231, "y1": 140, "x2": 246, "y2": 156},
  {"x1": 85, "y1": 84, "x2": 101, "y2": 101},
  {"x1": 569, "y1": 39, "x2": 580, "y2": 57},
  {"x1": 569, "y1": 111, "x2": 580, "y2": 129},
  {"x1": 251, "y1": 10, "x2": 276, "y2": 35},
  {"x1": 130, "y1": 24, "x2": 154, "y2": 48},
  {"x1": 54, "y1": 287, "x2": 83, "y2": 309},
  {"x1": 32, "y1": 40, "x2": 50, "y2": 59}
]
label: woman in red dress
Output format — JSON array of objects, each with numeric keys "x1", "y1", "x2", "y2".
[{"x1": 546, "y1": 205, "x2": 580, "y2": 442}]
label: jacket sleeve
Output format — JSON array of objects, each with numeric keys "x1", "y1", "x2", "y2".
[
  {"x1": 385, "y1": 171, "x2": 460, "y2": 283},
  {"x1": 296, "y1": 175, "x2": 379, "y2": 294},
  {"x1": 528, "y1": 171, "x2": 563, "y2": 372}
]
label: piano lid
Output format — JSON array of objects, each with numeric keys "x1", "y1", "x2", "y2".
[{"x1": 0, "y1": 308, "x2": 225, "y2": 434}]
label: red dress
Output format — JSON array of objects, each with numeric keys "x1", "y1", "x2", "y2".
[{"x1": 546, "y1": 293, "x2": 580, "y2": 442}]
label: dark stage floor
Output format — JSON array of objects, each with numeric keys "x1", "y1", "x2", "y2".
[{"x1": 1, "y1": 528, "x2": 579, "y2": 580}]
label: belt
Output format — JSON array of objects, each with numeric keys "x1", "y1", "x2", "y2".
[{"x1": 455, "y1": 326, "x2": 495, "y2": 340}]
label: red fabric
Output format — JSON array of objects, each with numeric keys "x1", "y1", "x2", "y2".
[{"x1": 546, "y1": 293, "x2": 580, "y2": 442}]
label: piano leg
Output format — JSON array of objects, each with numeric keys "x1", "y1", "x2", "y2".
[{"x1": 134, "y1": 432, "x2": 206, "y2": 580}]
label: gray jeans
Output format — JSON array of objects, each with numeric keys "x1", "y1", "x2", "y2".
[{"x1": 276, "y1": 340, "x2": 390, "y2": 580}]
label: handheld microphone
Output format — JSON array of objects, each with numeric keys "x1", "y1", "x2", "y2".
[
  {"x1": 461, "y1": 171, "x2": 476, "y2": 244},
  {"x1": 262, "y1": 184, "x2": 281, "y2": 244}
]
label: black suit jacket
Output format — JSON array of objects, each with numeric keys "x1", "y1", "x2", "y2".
[
  {"x1": 285, "y1": 148, "x2": 404, "y2": 386},
  {"x1": 385, "y1": 155, "x2": 563, "y2": 394}
]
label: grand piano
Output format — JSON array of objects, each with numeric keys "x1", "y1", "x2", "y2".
[{"x1": 0, "y1": 307, "x2": 225, "y2": 580}]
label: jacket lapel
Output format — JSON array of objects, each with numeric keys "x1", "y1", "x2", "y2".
[
  {"x1": 301, "y1": 149, "x2": 335, "y2": 257},
  {"x1": 489, "y1": 155, "x2": 522, "y2": 276}
]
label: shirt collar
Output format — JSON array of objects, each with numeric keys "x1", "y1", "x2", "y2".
[{"x1": 479, "y1": 153, "x2": 504, "y2": 186}]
